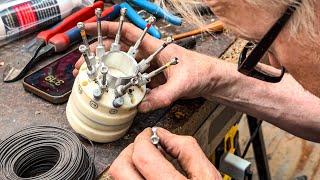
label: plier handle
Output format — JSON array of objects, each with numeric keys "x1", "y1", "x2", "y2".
[{"x1": 120, "y1": 0, "x2": 182, "y2": 39}]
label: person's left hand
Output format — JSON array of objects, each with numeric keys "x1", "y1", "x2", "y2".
[{"x1": 107, "y1": 127, "x2": 222, "y2": 180}]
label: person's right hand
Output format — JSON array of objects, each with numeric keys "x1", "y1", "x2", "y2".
[
  {"x1": 73, "y1": 22, "x2": 222, "y2": 112},
  {"x1": 107, "y1": 127, "x2": 222, "y2": 180}
]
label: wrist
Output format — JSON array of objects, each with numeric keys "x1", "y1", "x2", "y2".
[{"x1": 200, "y1": 57, "x2": 239, "y2": 99}]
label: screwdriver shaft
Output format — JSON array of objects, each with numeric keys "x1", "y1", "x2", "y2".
[
  {"x1": 96, "y1": 8, "x2": 103, "y2": 46},
  {"x1": 128, "y1": 17, "x2": 155, "y2": 57},
  {"x1": 115, "y1": 8, "x2": 127, "y2": 45},
  {"x1": 79, "y1": 45, "x2": 93, "y2": 71},
  {"x1": 146, "y1": 57, "x2": 178, "y2": 79},
  {"x1": 138, "y1": 37, "x2": 173, "y2": 72},
  {"x1": 77, "y1": 22, "x2": 90, "y2": 49}
]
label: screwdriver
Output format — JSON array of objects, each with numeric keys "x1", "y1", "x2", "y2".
[
  {"x1": 127, "y1": 16, "x2": 156, "y2": 58},
  {"x1": 114, "y1": 57, "x2": 179, "y2": 99},
  {"x1": 138, "y1": 36, "x2": 173, "y2": 73},
  {"x1": 111, "y1": 8, "x2": 127, "y2": 52},
  {"x1": 95, "y1": 8, "x2": 105, "y2": 59}
]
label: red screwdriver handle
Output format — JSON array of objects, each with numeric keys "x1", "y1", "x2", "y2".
[{"x1": 37, "y1": 1, "x2": 104, "y2": 43}]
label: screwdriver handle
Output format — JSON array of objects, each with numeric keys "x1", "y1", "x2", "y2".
[
  {"x1": 49, "y1": 5, "x2": 121, "y2": 52},
  {"x1": 172, "y1": 20, "x2": 224, "y2": 41},
  {"x1": 37, "y1": 1, "x2": 104, "y2": 43}
]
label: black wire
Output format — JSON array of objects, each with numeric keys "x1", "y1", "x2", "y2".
[
  {"x1": 241, "y1": 121, "x2": 263, "y2": 158},
  {"x1": 0, "y1": 126, "x2": 96, "y2": 180}
]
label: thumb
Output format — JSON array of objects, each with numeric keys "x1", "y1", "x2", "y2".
[
  {"x1": 138, "y1": 80, "x2": 179, "y2": 113},
  {"x1": 157, "y1": 128, "x2": 222, "y2": 179}
]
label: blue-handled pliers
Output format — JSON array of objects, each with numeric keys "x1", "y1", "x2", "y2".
[{"x1": 120, "y1": 0, "x2": 182, "y2": 39}]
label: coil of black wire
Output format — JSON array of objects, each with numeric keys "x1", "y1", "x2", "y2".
[{"x1": 0, "y1": 126, "x2": 95, "y2": 180}]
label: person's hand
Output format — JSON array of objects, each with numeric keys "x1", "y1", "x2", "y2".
[
  {"x1": 107, "y1": 127, "x2": 222, "y2": 180},
  {"x1": 73, "y1": 22, "x2": 221, "y2": 112}
]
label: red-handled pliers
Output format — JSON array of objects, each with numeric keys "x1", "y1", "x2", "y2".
[{"x1": 3, "y1": 1, "x2": 120, "y2": 82}]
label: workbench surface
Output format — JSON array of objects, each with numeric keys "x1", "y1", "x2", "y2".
[{"x1": 0, "y1": 17, "x2": 235, "y2": 175}]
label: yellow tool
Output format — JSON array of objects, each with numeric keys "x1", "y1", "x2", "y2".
[{"x1": 223, "y1": 124, "x2": 239, "y2": 180}]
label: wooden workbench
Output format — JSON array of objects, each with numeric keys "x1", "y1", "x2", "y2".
[{"x1": 0, "y1": 16, "x2": 242, "y2": 175}]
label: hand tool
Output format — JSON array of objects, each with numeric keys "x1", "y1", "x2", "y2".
[
  {"x1": 100, "y1": 65, "x2": 109, "y2": 89},
  {"x1": 79, "y1": 45, "x2": 96, "y2": 80},
  {"x1": 3, "y1": 3, "x2": 121, "y2": 83},
  {"x1": 95, "y1": 8, "x2": 105, "y2": 59},
  {"x1": 120, "y1": 2, "x2": 161, "y2": 39},
  {"x1": 127, "y1": 16, "x2": 156, "y2": 57},
  {"x1": 120, "y1": 0, "x2": 182, "y2": 39},
  {"x1": 138, "y1": 36, "x2": 173, "y2": 72},
  {"x1": 172, "y1": 20, "x2": 224, "y2": 41},
  {"x1": 0, "y1": 0, "x2": 83, "y2": 46},
  {"x1": 128, "y1": 0, "x2": 182, "y2": 26},
  {"x1": 111, "y1": 8, "x2": 127, "y2": 51},
  {"x1": 138, "y1": 57, "x2": 179, "y2": 86},
  {"x1": 3, "y1": 1, "x2": 104, "y2": 82}
]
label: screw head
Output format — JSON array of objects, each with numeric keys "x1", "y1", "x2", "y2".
[
  {"x1": 120, "y1": 8, "x2": 127, "y2": 15},
  {"x1": 79, "y1": 45, "x2": 87, "y2": 53},
  {"x1": 93, "y1": 88, "x2": 102, "y2": 100},
  {"x1": 166, "y1": 36, "x2": 174, "y2": 43},
  {"x1": 100, "y1": 66, "x2": 108, "y2": 74},
  {"x1": 130, "y1": 77, "x2": 139, "y2": 85},
  {"x1": 77, "y1": 22, "x2": 85, "y2": 30},
  {"x1": 113, "y1": 97, "x2": 124, "y2": 108},
  {"x1": 171, "y1": 57, "x2": 179, "y2": 65},
  {"x1": 151, "y1": 135, "x2": 160, "y2": 145},
  {"x1": 95, "y1": 8, "x2": 102, "y2": 16}
]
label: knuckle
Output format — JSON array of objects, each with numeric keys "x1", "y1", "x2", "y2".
[
  {"x1": 162, "y1": 98, "x2": 172, "y2": 107},
  {"x1": 132, "y1": 146, "x2": 147, "y2": 165},
  {"x1": 182, "y1": 136, "x2": 198, "y2": 147},
  {"x1": 123, "y1": 23, "x2": 133, "y2": 31}
]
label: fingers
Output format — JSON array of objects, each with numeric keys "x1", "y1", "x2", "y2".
[
  {"x1": 138, "y1": 80, "x2": 180, "y2": 113},
  {"x1": 156, "y1": 128, "x2": 222, "y2": 179},
  {"x1": 85, "y1": 21, "x2": 164, "y2": 55},
  {"x1": 132, "y1": 128, "x2": 186, "y2": 180},
  {"x1": 108, "y1": 143, "x2": 144, "y2": 180}
]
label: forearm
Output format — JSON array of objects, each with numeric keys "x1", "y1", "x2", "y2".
[{"x1": 204, "y1": 58, "x2": 320, "y2": 142}]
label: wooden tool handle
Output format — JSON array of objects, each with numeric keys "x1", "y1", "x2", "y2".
[{"x1": 172, "y1": 20, "x2": 224, "y2": 41}]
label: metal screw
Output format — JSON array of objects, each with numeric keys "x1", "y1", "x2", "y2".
[
  {"x1": 95, "y1": 8, "x2": 103, "y2": 46},
  {"x1": 79, "y1": 45, "x2": 93, "y2": 71},
  {"x1": 151, "y1": 127, "x2": 160, "y2": 145},
  {"x1": 93, "y1": 88, "x2": 103, "y2": 100},
  {"x1": 100, "y1": 66, "x2": 108, "y2": 87},
  {"x1": 113, "y1": 97, "x2": 124, "y2": 108}
]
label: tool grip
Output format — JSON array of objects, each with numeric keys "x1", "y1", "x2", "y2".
[
  {"x1": 120, "y1": 3, "x2": 161, "y2": 39},
  {"x1": 49, "y1": 5, "x2": 121, "y2": 52},
  {"x1": 37, "y1": 1, "x2": 104, "y2": 43},
  {"x1": 172, "y1": 21, "x2": 224, "y2": 41},
  {"x1": 129, "y1": 0, "x2": 182, "y2": 26}
]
